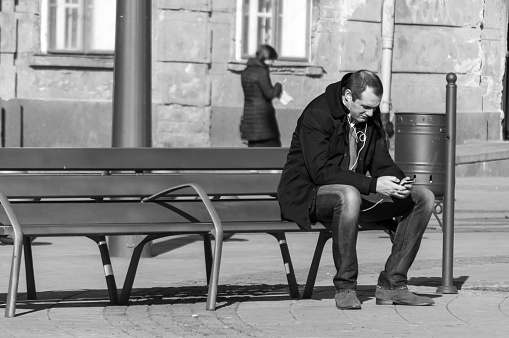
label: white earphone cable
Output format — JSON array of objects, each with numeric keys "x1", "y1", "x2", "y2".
[
  {"x1": 348, "y1": 120, "x2": 367, "y2": 171},
  {"x1": 346, "y1": 95, "x2": 382, "y2": 210}
]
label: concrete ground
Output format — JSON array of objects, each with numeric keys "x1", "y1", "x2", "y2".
[{"x1": 0, "y1": 177, "x2": 507, "y2": 337}]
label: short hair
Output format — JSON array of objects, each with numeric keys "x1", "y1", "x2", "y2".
[
  {"x1": 255, "y1": 44, "x2": 279, "y2": 62},
  {"x1": 343, "y1": 70, "x2": 383, "y2": 101}
]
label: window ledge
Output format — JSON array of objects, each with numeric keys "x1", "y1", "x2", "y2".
[
  {"x1": 28, "y1": 54, "x2": 114, "y2": 69},
  {"x1": 227, "y1": 62, "x2": 324, "y2": 77}
]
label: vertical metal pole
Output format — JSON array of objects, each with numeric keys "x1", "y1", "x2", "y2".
[
  {"x1": 380, "y1": 0, "x2": 395, "y2": 132},
  {"x1": 437, "y1": 73, "x2": 458, "y2": 294},
  {"x1": 112, "y1": 0, "x2": 152, "y2": 147},
  {"x1": 109, "y1": 0, "x2": 152, "y2": 258},
  {"x1": 504, "y1": 51, "x2": 509, "y2": 139}
]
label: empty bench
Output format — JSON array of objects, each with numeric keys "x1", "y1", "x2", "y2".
[{"x1": 0, "y1": 147, "x2": 387, "y2": 318}]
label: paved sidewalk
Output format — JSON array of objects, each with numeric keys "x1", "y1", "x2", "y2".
[
  {"x1": 0, "y1": 230, "x2": 507, "y2": 337},
  {"x1": 428, "y1": 177, "x2": 509, "y2": 232},
  {"x1": 0, "y1": 177, "x2": 507, "y2": 337}
]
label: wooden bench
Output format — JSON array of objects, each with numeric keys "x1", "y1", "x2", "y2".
[{"x1": 0, "y1": 147, "x2": 352, "y2": 317}]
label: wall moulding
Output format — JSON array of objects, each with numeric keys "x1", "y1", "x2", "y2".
[
  {"x1": 226, "y1": 62, "x2": 324, "y2": 77},
  {"x1": 28, "y1": 54, "x2": 114, "y2": 70}
]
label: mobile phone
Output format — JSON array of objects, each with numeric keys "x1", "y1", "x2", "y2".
[{"x1": 400, "y1": 178, "x2": 416, "y2": 185}]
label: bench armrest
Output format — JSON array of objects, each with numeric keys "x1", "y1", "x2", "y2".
[
  {"x1": 0, "y1": 187, "x2": 24, "y2": 242},
  {"x1": 0, "y1": 186, "x2": 26, "y2": 317},
  {"x1": 142, "y1": 183, "x2": 223, "y2": 239}
]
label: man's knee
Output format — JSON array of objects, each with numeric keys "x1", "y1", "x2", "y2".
[
  {"x1": 331, "y1": 185, "x2": 361, "y2": 204},
  {"x1": 412, "y1": 186, "x2": 435, "y2": 209},
  {"x1": 315, "y1": 185, "x2": 361, "y2": 227},
  {"x1": 328, "y1": 185, "x2": 362, "y2": 214}
]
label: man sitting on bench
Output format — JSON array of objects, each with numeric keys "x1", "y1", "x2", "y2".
[{"x1": 277, "y1": 70, "x2": 435, "y2": 310}]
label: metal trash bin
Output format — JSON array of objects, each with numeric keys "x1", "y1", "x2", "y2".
[{"x1": 394, "y1": 113, "x2": 446, "y2": 197}]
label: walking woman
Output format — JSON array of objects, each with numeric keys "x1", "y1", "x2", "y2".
[{"x1": 240, "y1": 44, "x2": 283, "y2": 147}]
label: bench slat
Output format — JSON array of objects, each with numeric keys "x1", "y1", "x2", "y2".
[
  {"x1": 0, "y1": 221, "x2": 312, "y2": 237},
  {"x1": 0, "y1": 223, "x2": 215, "y2": 236},
  {"x1": 0, "y1": 200, "x2": 285, "y2": 226},
  {"x1": 0, "y1": 173, "x2": 281, "y2": 198},
  {"x1": 0, "y1": 148, "x2": 289, "y2": 171}
]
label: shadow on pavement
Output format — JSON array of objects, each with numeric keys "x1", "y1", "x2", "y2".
[
  {"x1": 1, "y1": 277, "x2": 456, "y2": 317},
  {"x1": 0, "y1": 289, "x2": 113, "y2": 317},
  {"x1": 0, "y1": 284, "x2": 300, "y2": 316},
  {"x1": 151, "y1": 235, "x2": 204, "y2": 257},
  {"x1": 151, "y1": 234, "x2": 248, "y2": 257},
  {"x1": 409, "y1": 275, "x2": 469, "y2": 290}
]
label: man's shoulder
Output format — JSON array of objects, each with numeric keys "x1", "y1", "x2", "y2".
[
  {"x1": 300, "y1": 94, "x2": 335, "y2": 125},
  {"x1": 303, "y1": 93, "x2": 329, "y2": 115}
]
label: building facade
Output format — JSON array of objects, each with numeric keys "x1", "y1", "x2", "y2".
[{"x1": 0, "y1": 0, "x2": 508, "y2": 149}]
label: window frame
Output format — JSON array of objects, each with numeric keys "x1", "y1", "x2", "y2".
[
  {"x1": 41, "y1": 0, "x2": 115, "y2": 55},
  {"x1": 237, "y1": 0, "x2": 311, "y2": 63}
]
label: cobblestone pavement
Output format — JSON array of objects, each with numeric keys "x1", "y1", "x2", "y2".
[
  {"x1": 0, "y1": 230, "x2": 508, "y2": 337},
  {"x1": 7, "y1": 285, "x2": 502, "y2": 338}
]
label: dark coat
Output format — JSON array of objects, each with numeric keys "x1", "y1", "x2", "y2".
[
  {"x1": 277, "y1": 73, "x2": 405, "y2": 231},
  {"x1": 240, "y1": 58, "x2": 282, "y2": 141}
]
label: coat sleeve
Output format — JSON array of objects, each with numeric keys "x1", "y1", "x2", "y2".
[
  {"x1": 258, "y1": 68, "x2": 282, "y2": 100},
  {"x1": 299, "y1": 108, "x2": 374, "y2": 195}
]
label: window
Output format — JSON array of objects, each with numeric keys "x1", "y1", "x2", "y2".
[
  {"x1": 42, "y1": 0, "x2": 116, "y2": 54},
  {"x1": 239, "y1": 0, "x2": 311, "y2": 62}
]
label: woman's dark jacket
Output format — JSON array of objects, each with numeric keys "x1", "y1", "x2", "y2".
[
  {"x1": 240, "y1": 58, "x2": 282, "y2": 141},
  {"x1": 277, "y1": 73, "x2": 405, "y2": 231}
]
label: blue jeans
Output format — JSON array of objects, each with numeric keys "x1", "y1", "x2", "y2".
[{"x1": 310, "y1": 185, "x2": 435, "y2": 290}]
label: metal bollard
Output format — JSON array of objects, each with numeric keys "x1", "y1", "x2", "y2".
[{"x1": 436, "y1": 73, "x2": 459, "y2": 294}]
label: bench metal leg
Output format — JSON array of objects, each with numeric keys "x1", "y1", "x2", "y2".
[
  {"x1": 5, "y1": 234, "x2": 23, "y2": 318},
  {"x1": 0, "y1": 189, "x2": 24, "y2": 317},
  {"x1": 117, "y1": 231, "x2": 222, "y2": 312},
  {"x1": 203, "y1": 233, "x2": 213, "y2": 285},
  {"x1": 433, "y1": 198, "x2": 444, "y2": 228},
  {"x1": 23, "y1": 236, "x2": 37, "y2": 300},
  {"x1": 205, "y1": 229, "x2": 222, "y2": 311},
  {"x1": 268, "y1": 232, "x2": 300, "y2": 298},
  {"x1": 142, "y1": 183, "x2": 224, "y2": 311},
  {"x1": 118, "y1": 234, "x2": 158, "y2": 305},
  {"x1": 88, "y1": 236, "x2": 119, "y2": 304},
  {"x1": 303, "y1": 231, "x2": 332, "y2": 299}
]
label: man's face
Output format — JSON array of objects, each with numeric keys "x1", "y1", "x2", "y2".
[{"x1": 346, "y1": 86, "x2": 381, "y2": 124}]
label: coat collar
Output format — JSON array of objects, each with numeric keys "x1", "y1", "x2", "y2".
[
  {"x1": 246, "y1": 57, "x2": 268, "y2": 69},
  {"x1": 325, "y1": 73, "x2": 352, "y2": 120}
]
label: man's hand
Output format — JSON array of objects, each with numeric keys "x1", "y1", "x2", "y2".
[{"x1": 376, "y1": 176, "x2": 411, "y2": 199}]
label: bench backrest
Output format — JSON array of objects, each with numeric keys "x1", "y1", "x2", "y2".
[
  {"x1": 0, "y1": 148, "x2": 288, "y2": 198},
  {"x1": 0, "y1": 148, "x2": 292, "y2": 232},
  {"x1": 0, "y1": 148, "x2": 288, "y2": 171}
]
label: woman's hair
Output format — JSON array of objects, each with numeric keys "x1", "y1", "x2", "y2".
[
  {"x1": 255, "y1": 44, "x2": 279, "y2": 62},
  {"x1": 343, "y1": 70, "x2": 383, "y2": 101}
]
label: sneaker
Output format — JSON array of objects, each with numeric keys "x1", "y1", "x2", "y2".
[
  {"x1": 335, "y1": 289, "x2": 362, "y2": 310},
  {"x1": 375, "y1": 286, "x2": 434, "y2": 306}
]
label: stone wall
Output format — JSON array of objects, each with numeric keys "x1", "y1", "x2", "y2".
[
  {"x1": 152, "y1": 0, "x2": 212, "y2": 147},
  {"x1": 211, "y1": 0, "x2": 509, "y2": 147},
  {"x1": 391, "y1": 0, "x2": 507, "y2": 144},
  {"x1": 0, "y1": 0, "x2": 114, "y2": 147},
  {"x1": 0, "y1": 0, "x2": 508, "y2": 148}
]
